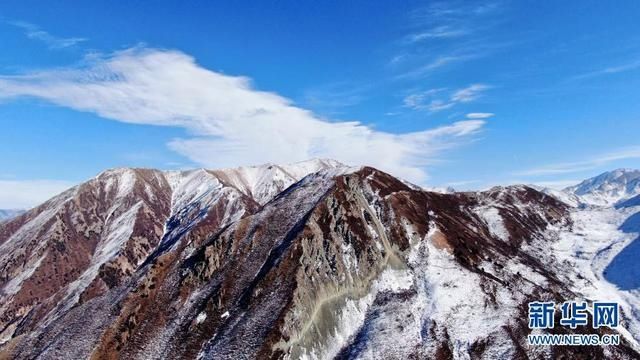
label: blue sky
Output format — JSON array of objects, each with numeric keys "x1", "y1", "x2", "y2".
[{"x1": 1, "y1": 0, "x2": 640, "y2": 208}]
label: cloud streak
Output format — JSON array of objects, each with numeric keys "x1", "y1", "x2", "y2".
[
  {"x1": 0, "y1": 48, "x2": 485, "y2": 184},
  {"x1": 407, "y1": 26, "x2": 468, "y2": 43},
  {"x1": 8, "y1": 21, "x2": 86, "y2": 49},
  {"x1": 403, "y1": 84, "x2": 491, "y2": 112},
  {"x1": 394, "y1": 1, "x2": 504, "y2": 78},
  {"x1": 395, "y1": 54, "x2": 477, "y2": 79},
  {"x1": 571, "y1": 58, "x2": 640, "y2": 81},
  {"x1": 451, "y1": 84, "x2": 491, "y2": 102},
  {"x1": 466, "y1": 112, "x2": 494, "y2": 119}
]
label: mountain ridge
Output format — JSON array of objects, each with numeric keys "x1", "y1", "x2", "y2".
[
  {"x1": 0, "y1": 162, "x2": 639, "y2": 359},
  {"x1": 563, "y1": 168, "x2": 640, "y2": 206}
]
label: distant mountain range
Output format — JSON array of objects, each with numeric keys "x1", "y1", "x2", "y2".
[
  {"x1": 0, "y1": 209, "x2": 25, "y2": 222},
  {"x1": 0, "y1": 161, "x2": 639, "y2": 359},
  {"x1": 565, "y1": 168, "x2": 640, "y2": 206}
]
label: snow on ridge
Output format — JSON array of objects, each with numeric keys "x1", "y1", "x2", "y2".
[
  {"x1": 278, "y1": 158, "x2": 346, "y2": 180},
  {"x1": 205, "y1": 159, "x2": 350, "y2": 205},
  {"x1": 423, "y1": 186, "x2": 456, "y2": 194},
  {"x1": 164, "y1": 169, "x2": 224, "y2": 215},
  {"x1": 0, "y1": 187, "x2": 77, "y2": 252},
  {"x1": 2, "y1": 252, "x2": 46, "y2": 296},
  {"x1": 563, "y1": 168, "x2": 640, "y2": 206},
  {"x1": 540, "y1": 204, "x2": 640, "y2": 346},
  {"x1": 58, "y1": 201, "x2": 143, "y2": 314},
  {"x1": 26, "y1": 160, "x2": 349, "y2": 213},
  {"x1": 536, "y1": 186, "x2": 581, "y2": 207},
  {"x1": 475, "y1": 206, "x2": 509, "y2": 241}
]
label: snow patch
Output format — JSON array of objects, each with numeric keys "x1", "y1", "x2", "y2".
[
  {"x1": 475, "y1": 206, "x2": 509, "y2": 241},
  {"x1": 196, "y1": 312, "x2": 207, "y2": 324},
  {"x1": 58, "y1": 201, "x2": 143, "y2": 313},
  {"x1": 2, "y1": 252, "x2": 46, "y2": 296}
]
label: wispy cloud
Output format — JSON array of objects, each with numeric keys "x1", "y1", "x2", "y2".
[
  {"x1": 8, "y1": 21, "x2": 86, "y2": 49},
  {"x1": 404, "y1": 1, "x2": 495, "y2": 43},
  {"x1": 410, "y1": 1, "x2": 500, "y2": 23},
  {"x1": 0, "y1": 47, "x2": 486, "y2": 184},
  {"x1": 403, "y1": 88, "x2": 444, "y2": 111},
  {"x1": 514, "y1": 146, "x2": 640, "y2": 176},
  {"x1": 403, "y1": 84, "x2": 491, "y2": 112},
  {"x1": 466, "y1": 112, "x2": 494, "y2": 119},
  {"x1": 451, "y1": 84, "x2": 491, "y2": 102},
  {"x1": 393, "y1": 1, "x2": 503, "y2": 78},
  {"x1": 395, "y1": 54, "x2": 478, "y2": 79},
  {"x1": 407, "y1": 25, "x2": 468, "y2": 43},
  {"x1": 0, "y1": 179, "x2": 75, "y2": 208},
  {"x1": 571, "y1": 58, "x2": 640, "y2": 81}
]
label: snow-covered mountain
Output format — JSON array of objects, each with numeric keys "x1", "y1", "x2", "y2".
[
  {"x1": 207, "y1": 158, "x2": 347, "y2": 205},
  {"x1": 564, "y1": 168, "x2": 640, "y2": 206},
  {"x1": 536, "y1": 168, "x2": 640, "y2": 355},
  {"x1": 0, "y1": 209, "x2": 25, "y2": 222},
  {"x1": 0, "y1": 159, "x2": 348, "y2": 340},
  {"x1": 0, "y1": 162, "x2": 639, "y2": 359}
]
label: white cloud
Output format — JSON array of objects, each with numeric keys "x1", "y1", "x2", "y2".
[
  {"x1": 572, "y1": 58, "x2": 640, "y2": 81},
  {"x1": 403, "y1": 84, "x2": 491, "y2": 112},
  {"x1": 0, "y1": 47, "x2": 486, "y2": 184},
  {"x1": 412, "y1": 1, "x2": 499, "y2": 20},
  {"x1": 514, "y1": 146, "x2": 640, "y2": 176},
  {"x1": 451, "y1": 84, "x2": 491, "y2": 102},
  {"x1": 0, "y1": 180, "x2": 75, "y2": 209},
  {"x1": 426, "y1": 99, "x2": 456, "y2": 111},
  {"x1": 396, "y1": 54, "x2": 476, "y2": 79},
  {"x1": 407, "y1": 26, "x2": 467, "y2": 43},
  {"x1": 466, "y1": 112, "x2": 494, "y2": 119},
  {"x1": 402, "y1": 88, "x2": 448, "y2": 111},
  {"x1": 395, "y1": 2, "x2": 504, "y2": 79},
  {"x1": 8, "y1": 21, "x2": 86, "y2": 49}
]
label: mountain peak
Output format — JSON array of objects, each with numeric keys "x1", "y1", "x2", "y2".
[
  {"x1": 564, "y1": 168, "x2": 640, "y2": 206},
  {"x1": 87, "y1": 160, "x2": 350, "y2": 207}
]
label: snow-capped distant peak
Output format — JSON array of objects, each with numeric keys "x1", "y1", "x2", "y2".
[
  {"x1": 423, "y1": 186, "x2": 456, "y2": 194},
  {"x1": 563, "y1": 168, "x2": 640, "y2": 206}
]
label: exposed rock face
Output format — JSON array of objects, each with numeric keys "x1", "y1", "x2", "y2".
[{"x1": 0, "y1": 162, "x2": 638, "y2": 359}]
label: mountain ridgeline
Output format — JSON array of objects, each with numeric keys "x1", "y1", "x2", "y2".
[{"x1": 0, "y1": 161, "x2": 639, "y2": 359}]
